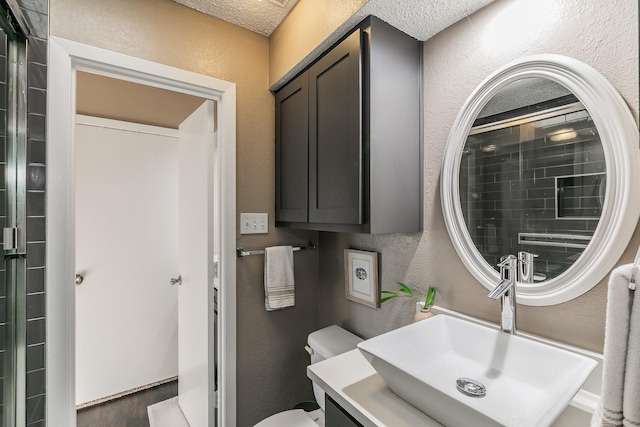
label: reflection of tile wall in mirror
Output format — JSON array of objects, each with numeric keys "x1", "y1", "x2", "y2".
[
  {"x1": 460, "y1": 98, "x2": 605, "y2": 280},
  {"x1": 556, "y1": 173, "x2": 605, "y2": 219}
]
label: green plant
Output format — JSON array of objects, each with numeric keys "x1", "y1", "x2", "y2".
[{"x1": 379, "y1": 282, "x2": 436, "y2": 308}]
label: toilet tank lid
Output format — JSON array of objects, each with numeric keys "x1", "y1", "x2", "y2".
[{"x1": 307, "y1": 325, "x2": 363, "y2": 359}]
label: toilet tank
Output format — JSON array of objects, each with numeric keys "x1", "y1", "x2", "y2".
[
  {"x1": 307, "y1": 325, "x2": 362, "y2": 363},
  {"x1": 307, "y1": 325, "x2": 362, "y2": 411}
]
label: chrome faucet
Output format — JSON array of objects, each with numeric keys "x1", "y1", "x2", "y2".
[
  {"x1": 518, "y1": 251, "x2": 537, "y2": 284},
  {"x1": 487, "y1": 255, "x2": 518, "y2": 335}
]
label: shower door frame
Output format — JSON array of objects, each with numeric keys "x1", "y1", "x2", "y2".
[
  {"x1": 0, "y1": 6, "x2": 28, "y2": 426},
  {"x1": 46, "y1": 37, "x2": 237, "y2": 427}
]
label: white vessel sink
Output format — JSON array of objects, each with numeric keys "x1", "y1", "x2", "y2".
[{"x1": 357, "y1": 315, "x2": 597, "y2": 427}]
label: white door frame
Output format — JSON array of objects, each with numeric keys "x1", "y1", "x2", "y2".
[{"x1": 46, "y1": 37, "x2": 237, "y2": 427}]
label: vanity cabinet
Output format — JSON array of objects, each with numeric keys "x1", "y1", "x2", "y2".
[
  {"x1": 275, "y1": 16, "x2": 421, "y2": 234},
  {"x1": 326, "y1": 395, "x2": 364, "y2": 427}
]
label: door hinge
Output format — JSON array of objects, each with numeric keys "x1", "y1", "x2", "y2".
[
  {"x1": 3, "y1": 227, "x2": 19, "y2": 251},
  {"x1": 213, "y1": 261, "x2": 219, "y2": 279}
]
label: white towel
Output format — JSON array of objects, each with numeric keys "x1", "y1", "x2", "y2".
[
  {"x1": 264, "y1": 246, "x2": 295, "y2": 311},
  {"x1": 592, "y1": 264, "x2": 640, "y2": 427}
]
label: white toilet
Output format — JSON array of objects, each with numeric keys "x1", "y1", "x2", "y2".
[{"x1": 254, "y1": 325, "x2": 363, "y2": 427}]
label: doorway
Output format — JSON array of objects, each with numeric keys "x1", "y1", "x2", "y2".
[
  {"x1": 74, "y1": 115, "x2": 179, "y2": 419},
  {"x1": 47, "y1": 37, "x2": 237, "y2": 427}
]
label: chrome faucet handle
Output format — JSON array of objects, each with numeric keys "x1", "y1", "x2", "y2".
[
  {"x1": 498, "y1": 254, "x2": 518, "y2": 280},
  {"x1": 489, "y1": 255, "x2": 518, "y2": 299},
  {"x1": 487, "y1": 278, "x2": 513, "y2": 299},
  {"x1": 498, "y1": 254, "x2": 517, "y2": 267},
  {"x1": 518, "y1": 251, "x2": 538, "y2": 262}
]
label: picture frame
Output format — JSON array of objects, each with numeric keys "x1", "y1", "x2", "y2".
[{"x1": 344, "y1": 249, "x2": 379, "y2": 308}]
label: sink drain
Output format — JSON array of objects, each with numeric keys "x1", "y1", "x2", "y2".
[{"x1": 456, "y1": 378, "x2": 486, "y2": 397}]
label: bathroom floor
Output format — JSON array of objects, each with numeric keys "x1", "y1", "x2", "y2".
[
  {"x1": 147, "y1": 396, "x2": 190, "y2": 427},
  {"x1": 77, "y1": 380, "x2": 178, "y2": 427}
]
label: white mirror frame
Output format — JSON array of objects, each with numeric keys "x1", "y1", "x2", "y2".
[{"x1": 441, "y1": 54, "x2": 640, "y2": 306}]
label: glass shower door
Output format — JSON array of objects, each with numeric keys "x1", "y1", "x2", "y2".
[{"x1": 0, "y1": 7, "x2": 28, "y2": 426}]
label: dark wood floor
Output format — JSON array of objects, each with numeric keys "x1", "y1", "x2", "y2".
[{"x1": 77, "y1": 380, "x2": 178, "y2": 427}]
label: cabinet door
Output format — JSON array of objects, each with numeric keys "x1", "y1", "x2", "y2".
[
  {"x1": 308, "y1": 29, "x2": 363, "y2": 225},
  {"x1": 275, "y1": 72, "x2": 309, "y2": 223},
  {"x1": 326, "y1": 395, "x2": 364, "y2": 427}
]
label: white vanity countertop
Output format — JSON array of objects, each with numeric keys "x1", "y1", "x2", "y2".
[{"x1": 307, "y1": 349, "x2": 443, "y2": 427}]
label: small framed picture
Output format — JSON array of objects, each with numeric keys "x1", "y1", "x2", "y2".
[{"x1": 344, "y1": 249, "x2": 379, "y2": 308}]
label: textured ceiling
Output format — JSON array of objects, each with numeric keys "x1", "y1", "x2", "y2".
[
  {"x1": 363, "y1": 0, "x2": 495, "y2": 41},
  {"x1": 173, "y1": 0, "x2": 494, "y2": 40},
  {"x1": 268, "y1": 0, "x2": 495, "y2": 90},
  {"x1": 172, "y1": 0, "x2": 301, "y2": 36}
]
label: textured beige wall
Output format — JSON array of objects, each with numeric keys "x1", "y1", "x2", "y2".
[
  {"x1": 319, "y1": 0, "x2": 639, "y2": 354},
  {"x1": 50, "y1": 1, "x2": 318, "y2": 425},
  {"x1": 51, "y1": 0, "x2": 638, "y2": 423},
  {"x1": 269, "y1": 0, "x2": 367, "y2": 87},
  {"x1": 76, "y1": 72, "x2": 206, "y2": 129}
]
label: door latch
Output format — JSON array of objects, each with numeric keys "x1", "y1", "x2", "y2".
[{"x1": 3, "y1": 227, "x2": 19, "y2": 251}]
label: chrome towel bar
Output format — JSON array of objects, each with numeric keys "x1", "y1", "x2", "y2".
[
  {"x1": 517, "y1": 232, "x2": 591, "y2": 249},
  {"x1": 236, "y1": 242, "x2": 316, "y2": 258}
]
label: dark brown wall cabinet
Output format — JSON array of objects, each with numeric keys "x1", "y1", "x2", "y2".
[{"x1": 275, "y1": 16, "x2": 421, "y2": 234}]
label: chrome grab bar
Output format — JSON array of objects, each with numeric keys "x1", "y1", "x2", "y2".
[{"x1": 517, "y1": 232, "x2": 590, "y2": 249}]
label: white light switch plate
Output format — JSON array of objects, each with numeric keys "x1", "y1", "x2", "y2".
[{"x1": 240, "y1": 213, "x2": 268, "y2": 234}]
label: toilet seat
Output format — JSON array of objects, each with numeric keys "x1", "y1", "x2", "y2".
[{"x1": 253, "y1": 409, "x2": 318, "y2": 427}]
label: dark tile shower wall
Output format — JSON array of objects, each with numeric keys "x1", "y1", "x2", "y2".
[
  {"x1": 461, "y1": 111, "x2": 605, "y2": 280},
  {"x1": 19, "y1": 0, "x2": 48, "y2": 426}
]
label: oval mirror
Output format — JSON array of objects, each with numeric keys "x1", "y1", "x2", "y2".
[{"x1": 441, "y1": 54, "x2": 640, "y2": 306}]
